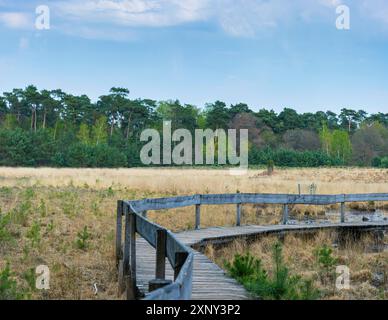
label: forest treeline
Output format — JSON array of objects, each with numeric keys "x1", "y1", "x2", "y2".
[{"x1": 1, "y1": 85, "x2": 388, "y2": 168}]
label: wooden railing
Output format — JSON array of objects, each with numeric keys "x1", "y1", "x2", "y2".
[
  {"x1": 116, "y1": 193, "x2": 388, "y2": 300},
  {"x1": 116, "y1": 200, "x2": 193, "y2": 300}
]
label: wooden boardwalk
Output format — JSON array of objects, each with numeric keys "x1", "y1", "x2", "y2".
[{"x1": 136, "y1": 221, "x2": 388, "y2": 300}]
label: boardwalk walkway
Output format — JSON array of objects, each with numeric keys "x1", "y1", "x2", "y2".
[{"x1": 136, "y1": 221, "x2": 388, "y2": 300}]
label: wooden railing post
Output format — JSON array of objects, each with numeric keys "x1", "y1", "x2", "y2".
[
  {"x1": 341, "y1": 202, "x2": 346, "y2": 223},
  {"x1": 282, "y1": 204, "x2": 289, "y2": 225},
  {"x1": 116, "y1": 200, "x2": 123, "y2": 267},
  {"x1": 236, "y1": 203, "x2": 242, "y2": 227},
  {"x1": 121, "y1": 204, "x2": 130, "y2": 296},
  {"x1": 155, "y1": 229, "x2": 167, "y2": 279},
  {"x1": 195, "y1": 204, "x2": 201, "y2": 230},
  {"x1": 149, "y1": 229, "x2": 172, "y2": 292},
  {"x1": 125, "y1": 207, "x2": 137, "y2": 300},
  {"x1": 123, "y1": 205, "x2": 130, "y2": 276}
]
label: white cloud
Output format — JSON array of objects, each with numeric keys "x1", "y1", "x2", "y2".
[
  {"x1": 54, "y1": 0, "x2": 210, "y2": 27},
  {"x1": 214, "y1": 0, "x2": 346, "y2": 37},
  {"x1": 2, "y1": 0, "x2": 388, "y2": 40},
  {"x1": 0, "y1": 12, "x2": 31, "y2": 29},
  {"x1": 52, "y1": 0, "x2": 350, "y2": 38}
]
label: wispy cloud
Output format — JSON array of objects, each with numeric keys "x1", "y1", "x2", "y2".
[
  {"x1": 0, "y1": 12, "x2": 32, "y2": 29},
  {"x1": 51, "y1": 0, "x2": 349, "y2": 38},
  {"x1": 53, "y1": 0, "x2": 210, "y2": 27},
  {"x1": 2, "y1": 0, "x2": 388, "y2": 40}
]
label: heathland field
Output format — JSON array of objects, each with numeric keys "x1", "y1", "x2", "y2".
[{"x1": 0, "y1": 167, "x2": 387, "y2": 299}]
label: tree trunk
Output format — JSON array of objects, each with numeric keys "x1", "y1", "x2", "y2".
[
  {"x1": 34, "y1": 109, "x2": 37, "y2": 132},
  {"x1": 126, "y1": 115, "x2": 131, "y2": 140},
  {"x1": 31, "y1": 110, "x2": 34, "y2": 131},
  {"x1": 42, "y1": 110, "x2": 46, "y2": 129}
]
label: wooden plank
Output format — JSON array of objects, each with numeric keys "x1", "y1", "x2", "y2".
[
  {"x1": 341, "y1": 202, "x2": 346, "y2": 223},
  {"x1": 135, "y1": 214, "x2": 158, "y2": 247},
  {"x1": 195, "y1": 204, "x2": 201, "y2": 230},
  {"x1": 166, "y1": 232, "x2": 188, "y2": 267},
  {"x1": 236, "y1": 203, "x2": 241, "y2": 227},
  {"x1": 122, "y1": 205, "x2": 130, "y2": 276},
  {"x1": 175, "y1": 253, "x2": 193, "y2": 300},
  {"x1": 127, "y1": 211, "x2": 137, "y2": 300},
  {"x1": 345, "y1": 193, "x2": 388, "y2": 202},
  {"x1": 116, "y1": 200, "x2": 123, "y2": 266},
  {"x1": 282, "y1": 204, "x2": 289, "y2": 225},
  {"x1": 145, "y1": 283, "x2": 181, "y2": 300},
  {"x1": 130, "y1": 195, "x2": 198, "y2": 212},
  {"x1": 136, "y1": 238, "x2": 247, "y2": 301},
  {"x1": 135, "y1": 221, "x2": 388, "y2": 300},
  {"x1": 127, "y1": 193, "x2": 388, "y2": 213},
  {"x1": 125, "y1": 193, "x2": 388, "y2": 301},
  {"x1": 155, "y1": 229, "x2": 167, "y2": 280}
]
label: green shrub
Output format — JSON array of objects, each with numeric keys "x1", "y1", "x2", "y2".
[
  {"x1": 225, "y1": 253, "x2": 266, "y2": 283},
  {"x1": 0, "y1": 212, "x2": 12, "y2": 241},
  {"x1": 249, "y1": 147, "x2": 343, "y2": 168},
  {"x1": 226, "y1": 242, "x2": 320, "y2": 300},
  {"x1": 372, "y1": 157, "x2": 381, "y2": 168},
  {"x1": 380, "y1": 157, "x2": 388, "y2": 168},
  {"x1": 65, "y1": 143, "x2": 127, "y2": 168},
  {"x1": 314, "y1": 244, "x2": 338, "y2": 284},
  {"x1": 0, "y1": 263, "x2": 24, "y2": 300},
  {"x1": 0, "y1": 129, "x2": 56, "y2": 167},
  {"x1": 26, "y1": 221, "x2": 41, "y2": 248},
  {"x1": 10, "y1": 200, "x2": 32, "y2": 226},
  {"x1": 22, "y1": 268, "x2": 36, "y2": 292},
  {"x1": 372, "y1": 156, "x2": 388, "y2": 168},
  {"x1": 76, "y1": 226, "x2": 91, "y2": 250},
  {"x1": 38, "y1": 199, "x2": 47, "y2": 217}
]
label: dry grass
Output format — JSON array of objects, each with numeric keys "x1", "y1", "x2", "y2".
[
  {"x1": 206, "y1": 231, "x2": 388, "y2": 300},
  {"x1": 1, "y1": 167, "x2": 388, "y2": 194},
  {"x1": 0, "y1": 167, "x2": 387, "y2": 300}
]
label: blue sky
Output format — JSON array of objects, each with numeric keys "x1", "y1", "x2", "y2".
[{"x1": 0, "y1": 0, "x2": 388, "y2": 113}]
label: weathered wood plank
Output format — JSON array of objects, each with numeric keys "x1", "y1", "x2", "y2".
[
  {"x1": 129, "y1": 212, "x2": 137, "y2": 299},
  {"x1": 236, "y1": 203, "x2": 241, "y2": 227},
  {"x1": 116, "y1": 200, "x2": 123, "y2": 266},
  {"x1": 136, "y1": 237, "x2": 248, "y2": 300},
  {"x1": 195, "y1": 204, "x2": 201, "y2": 230},
  {"x1": 155, "y1": 229, "x2": 167, "y2": 280},
  {"x1": 123, "y1": 193, "x2": 388, "y2": 301},
  {"x1": 135, "y1": 214, "x2": 158, "y2": 247},
  {"x1": 128, "y1": 193, "x2": 388, "y2": 213}
]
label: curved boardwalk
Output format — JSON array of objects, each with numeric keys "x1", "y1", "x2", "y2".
[{"x1": 136, "y1": 221, "x2": 388, "y2": 300}]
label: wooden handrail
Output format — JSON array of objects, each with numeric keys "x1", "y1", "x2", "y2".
[{"x1": 116, "y1": 201, "x2": 194, "y2": 300}]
